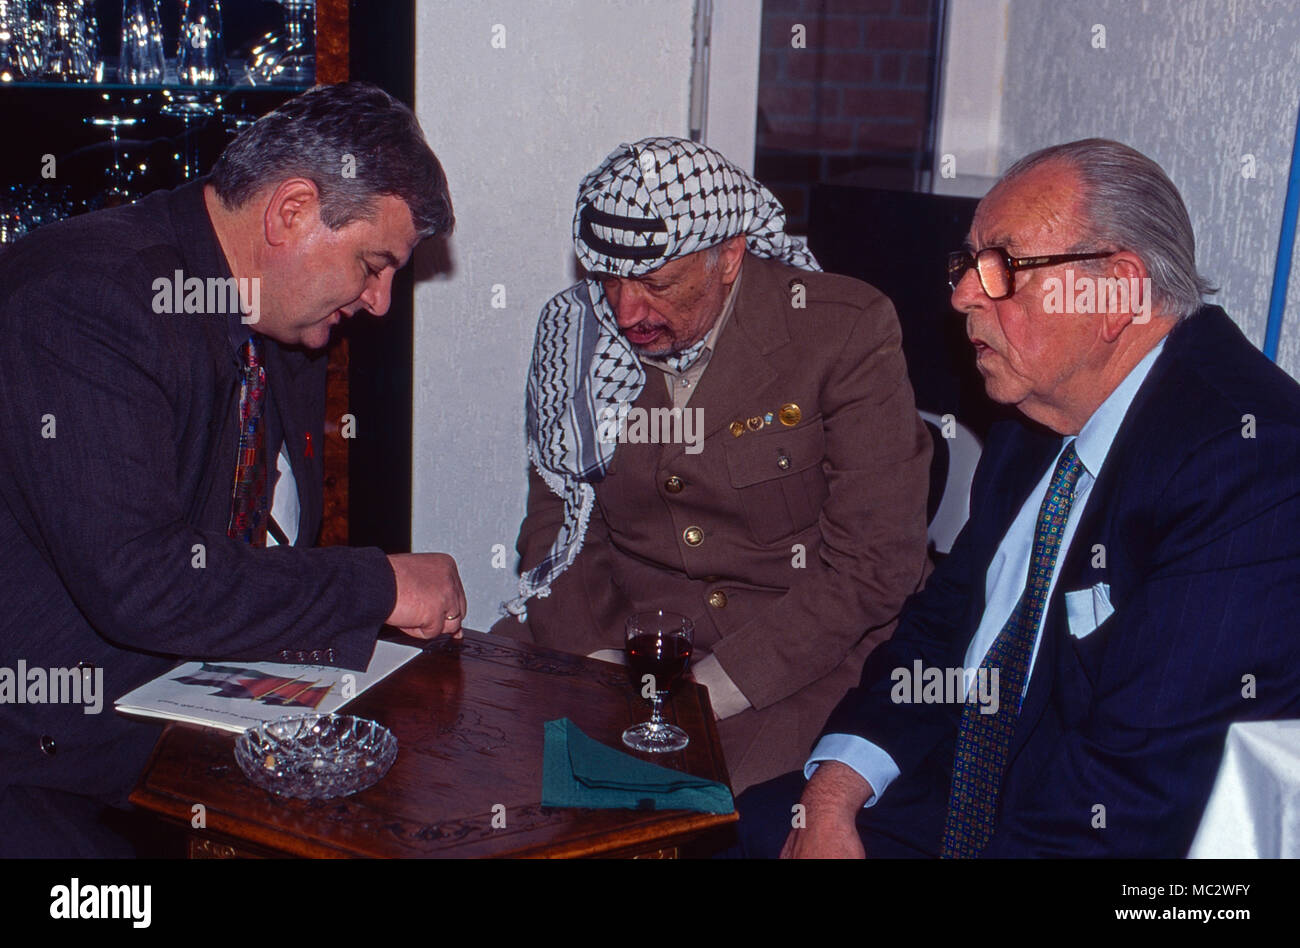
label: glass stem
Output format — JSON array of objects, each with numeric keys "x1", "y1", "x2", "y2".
[{"x1": 649, "y1": 691, "x2": 665, "y2": 728}]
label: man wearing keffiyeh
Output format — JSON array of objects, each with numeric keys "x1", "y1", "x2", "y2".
[{"x1": 492, "y1": 137, "x2": 933, "y2": 793}]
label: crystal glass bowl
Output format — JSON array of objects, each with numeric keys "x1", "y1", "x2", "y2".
[{"x1": 234, "y1": 713, "x2": 398, "y2": 800}]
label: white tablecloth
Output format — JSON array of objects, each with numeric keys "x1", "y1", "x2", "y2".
[{"x1": 1189, "y1": 720, "x2": 1300, "y2": 858}]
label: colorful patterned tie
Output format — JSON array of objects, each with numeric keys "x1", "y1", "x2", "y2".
[
  {"x1": 227, "y1": 335, "x2": 269, "y2": 546},
  {"x1": 941, "y1": 441, "x2": 1084, "y2": 858}
]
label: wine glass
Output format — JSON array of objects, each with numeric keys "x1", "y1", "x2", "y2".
[
  {"x1": 177, "y1": 0, "x2": 227, "y2": 86},
  {"x1": 0, "y1": 186, "x2": 29, "y2": 245},
  {"x1": 275, "y1": 0, "x2": 314, "y2": 82},
  {"x1": 118, "y1": 0, "x2": 164, "y2": 84},
  {"x1": 0, "y1": 0, "x2": 32, "y2": 80},
  {"x1": 243, "y1": 0, "x2": 313, "y2": 85},
  {"x1": 622, "y1": 610, "x2": 694, "y2": 753},
  {"x1": 84, "y1": 114, "x2": 144, "y2": 201},
  {"x1": 160, "y1": 90, "x2": 217, "y2": 179},
  {"x1": 41, "y1": 0, "x2": 100, "y2": 81}
]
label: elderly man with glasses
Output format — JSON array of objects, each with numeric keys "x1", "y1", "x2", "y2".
[{"x1": 736, "y1": 137, "x2": 1300, "y2": 858}]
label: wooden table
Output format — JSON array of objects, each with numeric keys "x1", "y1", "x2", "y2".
[{"x1": 129, "y1": 631, "x2": 737, "y2": 858}]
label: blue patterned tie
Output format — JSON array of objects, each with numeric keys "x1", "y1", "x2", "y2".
[{"x1": 941, "y1": 441, "x2": 1084, "y2": 858}]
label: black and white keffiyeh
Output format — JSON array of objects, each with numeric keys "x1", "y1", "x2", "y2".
[{"x1": 504, "y1": 137, "x2": 820, "y2": 617}]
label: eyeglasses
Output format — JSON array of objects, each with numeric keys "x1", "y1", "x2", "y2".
[{"x1": 947, "y1": 247, "x2": 1115, "y2": 300}]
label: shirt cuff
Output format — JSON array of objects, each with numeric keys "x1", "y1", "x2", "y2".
[
  {"x1": 692, "y1": 652, "x2": 752, "y2": 720},
  {"x1": 804, "y1": 734, "x2": 901, "y2": 808}
]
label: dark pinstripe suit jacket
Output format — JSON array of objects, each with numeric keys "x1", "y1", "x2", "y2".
[{"x1": 0, "y1": 180, "x2": 395, "y2": 810}]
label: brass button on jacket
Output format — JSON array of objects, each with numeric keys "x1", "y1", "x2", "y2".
[
  {"x1": 664, "y1": 475, "x2": 684, "y2": 494},
  {"x1": 707, "y1": 590, "x2": 728, "y2": 609},
  {"x1": 683, "y1": 525, "x2": 704, "y2": 547}
]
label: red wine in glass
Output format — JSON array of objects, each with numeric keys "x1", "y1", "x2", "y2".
[
  {"x1": 626, "y1": 630, "x2": 692, "y2": 695},
  {"x1": 622, "y1": 610, "x2": 694, "y2": 753}
]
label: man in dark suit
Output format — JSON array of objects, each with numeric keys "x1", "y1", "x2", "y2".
[
  {"x1": 739, "y1": 138, "x2": 1300, "y2": 858},
  {"x1": 0, "y1": 83, "x2": 466, "y2": 855},
  {"x1": 491, "y1": 137, "x2": 932, "y2": 794}
]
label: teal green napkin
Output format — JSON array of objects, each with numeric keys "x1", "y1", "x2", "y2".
[{"x1": 542, "y1": 718, "x2": 734, "y2": 814}]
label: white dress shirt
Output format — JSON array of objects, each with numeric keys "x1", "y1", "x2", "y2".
[{"x1": 265, "y1": 443, "x2": 300, "y2": 547}]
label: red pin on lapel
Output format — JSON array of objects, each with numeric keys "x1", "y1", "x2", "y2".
[{"x1": 305, "y1": 432, "x2": 314, "y2": 458}]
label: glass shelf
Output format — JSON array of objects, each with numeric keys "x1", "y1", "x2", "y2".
[
  {"x1": 0, "y1": 60, "x2": 312, "y2": 92},
  {"x1": 1, "y1": 77, "x2": 313, "y2": 92}
]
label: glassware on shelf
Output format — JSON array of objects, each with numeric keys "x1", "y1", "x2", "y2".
[
  {"x1": 178, "y1": 0, "x2": 227, "y2": 87},
  {"x1": 83, "y1": 0, "x2": 102, "y2": 76},
  {"x1": 84, "y1": 113, "x2": 144, "y2": 202},
  {"x1": 219, "y1": 97, "x2": 257, "y2": 136},
  {"x1": 0, "y1": 0, "x2": 32, "y2": 81},
  {"x1": 160, "y1": 89, "x2": 218, "y2": 180},
  {"x1": 243, "y1": 30, "x2": 284, "y2": 85},
  {"x1": 276, "y1": 0, "x2": 314, "y2": 82},
  {"x1": 1, "y1": 183, "x2": 82, "y2": 244},
  {"x1": 0, "y1": 187, "x2": 28, "y2": 244},
  {"x1": 242, "y1": 0, "x2": 314, "y2": 86},
  {"x1": 118, "y1": 0, "x2": 164, "y2": 85},
  {"x1": 40, "y1": 0, "x2": 101, "y2": 82},
  {"x1": 19, "y1": 2, "x2": 45, "y2": 77}
]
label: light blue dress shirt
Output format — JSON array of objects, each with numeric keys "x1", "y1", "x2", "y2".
[{"x1": 806, "y1": 339, "x2": 1167, "y2": 805}]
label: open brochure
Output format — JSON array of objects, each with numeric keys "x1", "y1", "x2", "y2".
[{"x1": 114, "y1": 640, "x2": 421, "y2": 734}]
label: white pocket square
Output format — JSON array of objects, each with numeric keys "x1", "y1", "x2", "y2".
[{"x1": 1064, "y1": 582, "x2": 1113, "y2": 639}]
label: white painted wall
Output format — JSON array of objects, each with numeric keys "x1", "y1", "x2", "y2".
[
  {"x1": 982, "y1": 0, "x2": 1300, "y2": 378},
  {"x1": 411, "y1": 1, "x2": 696, "y2": 628},
  {"x1": 933, "y1": 0, "x2": 1008, "y2": 192},
  {"x1": 413, "y1": 0, "x2": 1300, "y2": 625},
  {"x1": 701, "y1": 0, "x2": 763, "y2": 173}
]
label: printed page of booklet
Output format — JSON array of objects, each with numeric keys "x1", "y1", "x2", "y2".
[{"x1": 113, "y1": 640, "x2": 422, "y2": 733}]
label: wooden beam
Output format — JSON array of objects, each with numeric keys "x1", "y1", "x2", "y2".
[
  {"x1": 317, "y1": 0, "x2": 350, "y2": 545},
  {"x1": 316, "y1": 0, "x2": 350, "y2": 84}
]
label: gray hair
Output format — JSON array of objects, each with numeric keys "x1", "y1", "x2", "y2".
[
  {"x1": 1000, "y1": 138, "x2": 1215, "y2": 318},
  {"x1": 210, "y1": 82, "x2": 453, "y2": 239}
]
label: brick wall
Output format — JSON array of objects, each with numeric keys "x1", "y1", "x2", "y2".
[{"x1": 755, "y1": 0, "x2": 940, "y2": 231}]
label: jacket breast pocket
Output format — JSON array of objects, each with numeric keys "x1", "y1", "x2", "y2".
[{"x1": 723, "y1": 419, "x2": 829, "y2": 545}]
